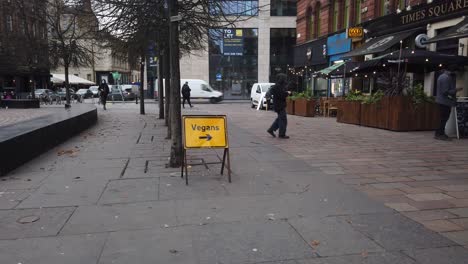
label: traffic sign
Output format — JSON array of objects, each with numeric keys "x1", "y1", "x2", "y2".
[{"x1": 183, "y1": 115, "x2": 228, "y2": 149}]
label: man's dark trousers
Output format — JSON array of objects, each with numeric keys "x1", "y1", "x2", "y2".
[
  {"x1": 183, "y1": 96, "x2": 192, "y2": 108},
  {"x1": 436, "y1": 104, "x2": 451, "y2": 136},
  {"x1": 269, "y1": 109, "x2": 287, "y2": 136}
]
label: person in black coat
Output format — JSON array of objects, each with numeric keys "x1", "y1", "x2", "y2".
[
  {"x1": 182, "y1": 81, "x2": 192, "y2": 108},
  {"x1": 98, "y1": 79, "x2": 110, "y2": 110},
  {"x1": 267, "y1": 73, "x2": 290, "y2": 139}
]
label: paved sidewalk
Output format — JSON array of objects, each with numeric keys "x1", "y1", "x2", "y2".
[{"x1": 0, "y1": 102, "x2": 467, "y2": 263}]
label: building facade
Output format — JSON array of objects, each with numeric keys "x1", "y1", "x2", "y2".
[
  {"x1": 180, "y1": 0, "x2": 297, "y2": 99},
  {"x1": 295, "y1": 0, "x2": 468, "y2": 97},
  {"x1": 0, "y1": 0, "x2": 50, "y2": 97}
]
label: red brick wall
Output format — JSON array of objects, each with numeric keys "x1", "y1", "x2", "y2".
[{"x1": 296, "y1": 0, "x2": 404, "y2": 45}]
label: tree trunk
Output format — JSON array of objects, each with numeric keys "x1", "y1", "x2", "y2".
[
  {"x1": 64, "y1": 64, "x2": 71, "y2": 107},
  {"x1": 169, "y1": 0, "x2": 182, "y2": 168},
  {"x1": 139, "y1": 56, "x2": 146, "y2": 115},
  {"x1": 164, "y1": 46, "x2": 171, "y2": 138},
  {"x1": 158, "y1": 51, "x2": 164, "y2": 119}
]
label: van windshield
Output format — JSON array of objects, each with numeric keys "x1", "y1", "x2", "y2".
[{"x1": 201, "y1": 84, "x2": 213, "y2": 92}]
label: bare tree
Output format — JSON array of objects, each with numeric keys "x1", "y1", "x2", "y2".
[
  {"x1": 45, "y1": 0, "x2": 98, "y2": 107},
  {"x1": 93, "y1": 0, "x2": 261, "y2": 166}
]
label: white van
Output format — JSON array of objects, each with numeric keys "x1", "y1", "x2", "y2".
[
  {"x1": 156, "y1": 79, "x2": 223, "y2": 103},
  {"x1": 250, "y1": 83, "x2": 275, "y2": 109}
]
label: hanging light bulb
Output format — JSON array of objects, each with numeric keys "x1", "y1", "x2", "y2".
[{"x1": 425, "y1": 58, "x2": 429, "y2": 62}]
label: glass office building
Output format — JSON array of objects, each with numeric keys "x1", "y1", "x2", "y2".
[{"x1": 180, "y1": 0, "x2": 297, "y2": 99}]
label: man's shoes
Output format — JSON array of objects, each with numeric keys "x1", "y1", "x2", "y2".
[
  {"x1": 267, "y1": 129, "x2": 276, "y2": 138},
  {"x1": 278, "y1": 135, "x2": 290, "y2": 139},
  {"x1": 434, "y1": 134, "x2": 451, "y2": 141},
  {"x1": 190, "y1": 105, "x2": 193, "y2": 108}
]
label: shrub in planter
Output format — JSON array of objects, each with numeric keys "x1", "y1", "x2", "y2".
[{"x1": 290, "y1": 92, "x2": 315, "y2": 117}]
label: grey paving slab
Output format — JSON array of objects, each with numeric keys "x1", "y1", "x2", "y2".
[
  {"x1": 297, "y1": 251, "x2": 416, "y2": 264},
  {"x1": 159, "y1": 176, "x2": 229, "y2": 201},
  {"x1": 17, "y1": 176, "x2": 109, "y2": 208},
  {"x1": 344, "y1": 213, "x2": 456, "y2": 250},
  {"x1": 0, "y1": 171, "x2": 50, "y2": 190},
  {"x1": 193, "y1": 221, "x2": 316, "y2": 264},
  {"x1": 99, "y1": 178, "x2": 158, "y2": 204},
  {"x1": 98, "y1": 227, "x2": 196, "y2": 264},
  {"x1": 441, "y1": 231, "x2": 468, "y2": 245},
  {"x1": 60, "y1": 201, "x2": 177, "y2": 235},
  {"x1": 404, "y1": 246, "x2": 468, "y2": 264},
  {"x1": 0, "y1": 233, "x2": 107, "y2": 264},
  {"x1": 289, "y1": 216, "x2": 383, "y2": 257},
  {"x1": 76, "y1": 158, "x2": 128, "y2": 169},
  {"x1": 0, "y1": 189, "x2": 30, "y2": 209},
  {"x1": 0, "y1": 207, "x2": 75, "y2": 239}
]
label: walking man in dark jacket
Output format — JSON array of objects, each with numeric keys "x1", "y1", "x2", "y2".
[
  {"x1": 98, "y1": 79, "x2": 110, "y2": 110},
  {"x1": 267, "y1": 73, "x2": 290, "y2": 139},
  {"x1": 182, "y1": 81, "x2": 192, "y2": 108},
  {"x1": 435, "y1": 65, "x2": 460, "y2": 140}
]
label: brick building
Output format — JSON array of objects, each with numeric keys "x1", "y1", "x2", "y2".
[
  {"x1": 0, "y1": 0, "x2": 50, "y2": 97},
  {"x1": 294, "y1": 0, "x2": 468, "y2": 97}
]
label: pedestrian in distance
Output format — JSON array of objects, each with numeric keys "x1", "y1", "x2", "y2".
[
  {"x1": 98, "y1": 79, "x2": 110, "y2": 110},
  {"x1": 267, "y1": 73, "x2": 291, "y2": 139},
  {"x1": 182, "y1": 81, "x2": 193, "y2": 108},
  {"x1": 435, "y1": 64, "x2": 463, "y2": 141}
]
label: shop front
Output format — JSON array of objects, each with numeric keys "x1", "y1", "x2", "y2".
[
  {"x1": 293, "y1": 37, "x2": 328, "y2": 96},
  {"x1": 327, "y1": 32, "x2": 352, "y2": 97}
]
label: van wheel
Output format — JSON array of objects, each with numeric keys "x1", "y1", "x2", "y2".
[
  {"x1": 251, "y1": 100, "x2": 255, "y2": 108},
  {"x1": 210, "y1": 97, "x2": 218, "y2": 104}
]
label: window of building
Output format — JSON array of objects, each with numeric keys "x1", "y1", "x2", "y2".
[
  {"x1": 307, "y1": 9, "x2": 315, "y2": 40},
  {"x1": 6, "y1": 16, "x2": 13, "y2": 32},
  {"x1": 316, "y1": 5, "x2": 321, "y2": 36},
  {"x1": 208, "y1": 28, "x2": 258, "y2": 99},
  {"x1": 332, "y1": 0, "x2": 340, "y2": 31},
  {"x1": 355, "y1": 0, "x2": 362, "y2": 25},
  {"x1": 399, "y1": 0, "x2": 409, "y2": 9},
  {"x1": 270, "y1": 28, "x2": 296, "y2": 81},
  {"x1": 210, "y1": 0, "x2": 259, "y2": 16},
  {"x1": 344, "y1": 0, "x2": 351, "y2": 28},
  {"x1": 87, "y1": 74, "x2": 92, "y2": 81},
  {"x1": 270, "y1": 0, "x2": 297, "y2": 16},
  {"x1": 381, "y1": 0, "x2": 391, "y2": 15}
]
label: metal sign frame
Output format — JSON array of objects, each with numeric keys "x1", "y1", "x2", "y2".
[{"x1": 181, "y1": 115, "x2": 231, "y2": 185}]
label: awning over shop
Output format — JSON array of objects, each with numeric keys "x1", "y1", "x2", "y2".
[
  {"x1": 51, "y1": 74, "x2": 95, "y2": 85},
  {"x1": 348, "y1": 49, "x2": 468, "y2": 74},
  {"x1": 315, "y1": 62, "x2": 345, "y2": 76},
  {"x1": 425, "y1": 17, "x2": 468, "y2": 44},
  {"x1": 342, "y1": 30, "x2": 418, "y2": 58}
]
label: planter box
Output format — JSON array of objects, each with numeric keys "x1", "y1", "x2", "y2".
[
  {"x1": 294, "y1": 98, "x2": 315, "y2": 117},
  {"x1": 286, "y1": 98, "x2": 295, "y2": 115},
  {"x1": 337, "y1": 96, "x2": 440, "y2": 131},
  {"x1": 337, "y1": 101, "x2": 361, "y2": 125}
]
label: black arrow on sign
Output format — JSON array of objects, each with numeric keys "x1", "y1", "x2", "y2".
[{"x1": 199, "y1": 134, "x2": 212, "y2": 141}]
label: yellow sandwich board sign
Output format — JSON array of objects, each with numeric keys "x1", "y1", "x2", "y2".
[
  {"x1": 182, "y1": 115, "x2": 231, "y2": 185},
  {"x1": 183, "y1": 115, "x2": 228, "y2": 149}
]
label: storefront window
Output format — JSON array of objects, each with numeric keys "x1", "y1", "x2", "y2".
[
  {"x1": 210, "y1": 0, "x2": 259, "y2": 16},
  {"x1": 209, "y1": 28, "x2": 258, "y2": 99},
  {"x1": 355, "y1": 0, "x2": 361, "y2": 25},
  {"x1": 270, "y1": 0, "x2": 297, "y2": 16},
  {"x1": 270, "y1": 28, "x2": 296, "y2": 81}
]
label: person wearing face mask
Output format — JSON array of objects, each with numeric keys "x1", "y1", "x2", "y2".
[{"x1": 435, "y1": 65, "x2": 462, "y2": 140}]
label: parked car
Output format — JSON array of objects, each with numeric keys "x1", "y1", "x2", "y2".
[
  {"x1": 89, "y1": 86, "x2": 99, "y2": 97},
  {"x1": 34, "y1": 89, "x2": 52, "y2": 98},
  {"x1": 155, "y1": 79, "x2": 223, "y2": 103},
  {"x1": 76, "y1": 89, "x2": 93, "y2": 99},
  {"x1": 121, "y1": 84, "x2": 138, "y2": 100},
  {"x1": 57, "y1": 88, "x2": 77, "y2": 100},
  {"x1": 250, "y1": 83, "x2": 275, "y2": 109}
]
